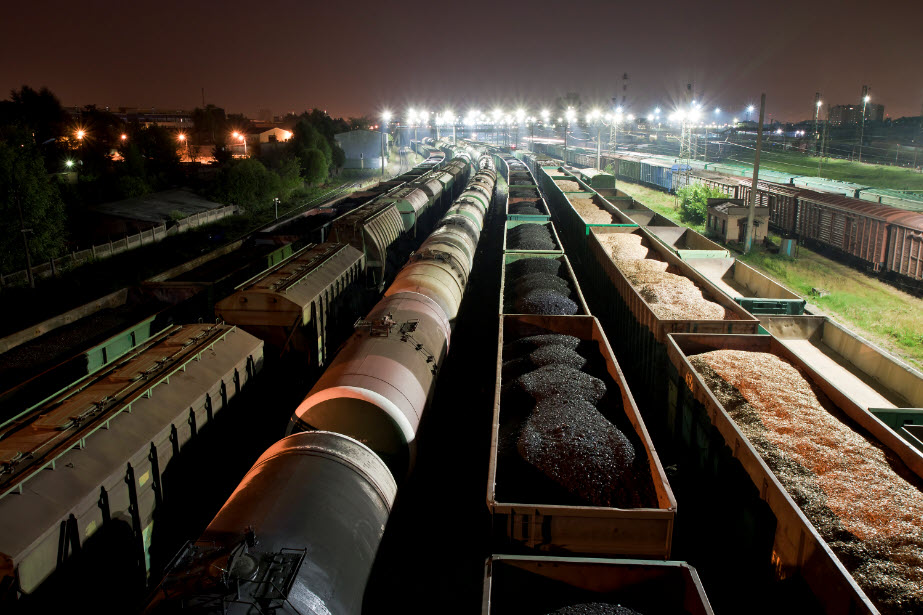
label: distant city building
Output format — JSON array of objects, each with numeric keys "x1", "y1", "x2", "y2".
[
  {"x1": 829, "y1": 103, "x2": 884, "y2": 126},
  {"x1": 114, "y1": 107, "x2": 195, "y2": 129},
  {"x1": 335, "y1": 130, "x2": 387, "y2": 169}
]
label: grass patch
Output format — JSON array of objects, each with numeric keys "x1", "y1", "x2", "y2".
[
  {"x1": 737, "y1": 243, "x2": 923, "y2": 369},
  {"x1": 614, "y1": 181, "x2": 707, "y2": 233},
  {"x1": 725, "y1": 150, "x2": 923, "y2": 191}
]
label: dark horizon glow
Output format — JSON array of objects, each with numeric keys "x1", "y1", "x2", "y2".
[{"x1": 3, "y1": 0, "x2": 921, "y2": 123}]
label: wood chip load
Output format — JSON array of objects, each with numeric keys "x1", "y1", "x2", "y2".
[
  {"x1": 498, "y1": 333, "x2": 656, "y2": 509},
  {"x1": 554, "y1": 180, "x2": 583, "y2": 192},
  {"x1": 570, "y1": 197, "x2": 618, "y2": 224},
  {"x1": 691, "y1": 349, "x2": 923, "y2": 614},
  {"x1": 598, "y1": 233, "x2": 727, "y2": 320}
]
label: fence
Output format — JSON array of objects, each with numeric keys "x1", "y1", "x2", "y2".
[{"x1": 0, "y1": 205, "x2": 238, "y2": 289}]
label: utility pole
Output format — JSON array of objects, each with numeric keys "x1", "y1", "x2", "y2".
[
  {"x1": 14, "y1": 192, "x2": 35, "y2": 289},
  {"x1": 812, "y1": 92, "x2": 821, "y2": 155},
  {"x1": 819, "y1": 105, "x2": 829, "y2": 175},
  {"x1": 745, "y1": 93, "x2": 766, "y2": 254}
]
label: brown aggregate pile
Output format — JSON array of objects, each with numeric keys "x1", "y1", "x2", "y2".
[
  {"x1": 554, "y1": 180, "x2": 583, "y2": 192},
  {"x1": 570, "y1": 197, "x2": 618, "y2": 224},
  {"x1": 598, "y1": 233, "x2": 728, "y2": 321},
  {"x1": 691, "y1": 349, "x2": 923, "y2": 614}
]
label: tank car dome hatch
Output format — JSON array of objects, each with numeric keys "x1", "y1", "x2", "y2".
[
  {"x1": 445, "y1": 200, "x2": 486, "y2": 232},
  {"x1": 144, "y1": 431, "x2": 395, "y2": 615},
  {"x1": 288, "y1": 292, "x2": 450, "y2": 473},
  {"x1": 418, "y1": 225, "x2": 477, "y2": 271},
  {"x1": 437, "y1": 213, "x2": 481, "y2": 246}
]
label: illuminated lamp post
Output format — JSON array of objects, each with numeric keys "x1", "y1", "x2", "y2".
[
  {"x1": 858, "y1": 93, "x2": 870, "y2": 163},
  {"x1": 381, "y1": 111, "x2": 391, "y2": 177},
  {"x1": 563, "y1": 107, "x2": 576, "y2": 163}
]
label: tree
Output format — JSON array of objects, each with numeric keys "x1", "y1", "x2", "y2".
[
  {"x1": 215, "y1": 158, "x2": 282, "y2": 209},
  {"x1": 0, "y1": 136, "x2": 68, "y2": 275},
  {"x1": 301, "y1": 148, "x2": 328, "y2": 185},
  {"x1": 676, "y1": 184, "x2": 726, "y2": 225}
]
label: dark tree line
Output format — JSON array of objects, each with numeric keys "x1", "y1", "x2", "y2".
[{"x1": 0, "y1": 85, "x2": 352, "y2": 277}]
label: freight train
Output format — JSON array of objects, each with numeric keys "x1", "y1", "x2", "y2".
[
  {"x1": 0, "y1": 142, "x2": 478, "y2": 608},
  {"x1": 143, "y1": 151, "x2": 499, "y2": 613},
  {"x1": 531, "y1": 143, "x2": 923, "y2": 292},
  {"x1": 506, "y1": 146, "x2": 923, "y2": 614}
]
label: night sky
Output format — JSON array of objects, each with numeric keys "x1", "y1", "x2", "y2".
[{"x1": 2, "y1": 0, "x2": 921, "y2": 122}]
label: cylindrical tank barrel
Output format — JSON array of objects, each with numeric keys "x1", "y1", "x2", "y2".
[
  {"x1": 145, "y1": 432, "x2": 396, "y2": 615},
  {"x1": 289, "y1": 292, "x2": 450, "y2": 471}
]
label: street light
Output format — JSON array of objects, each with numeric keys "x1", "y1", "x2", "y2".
[
  {"x1": 813, "y1": 98, "x2": 823, "y2": 156},
  {"x1": 381, "y1": 111, "x2": 391, "y2": 177},
  {"x1": 563, "y1": 107, "x2": 576, "y2": 163},
  {"x1": 120, "y1": 133, "x2": 127, "y2": 141},
  {"x1": 231, "y1": 131, "x2": 247, "y2": 156},
  {"x1": 747, "y1": 105, "x2": 754, "y2": 122},
  {"x1": 178, "y1": 133, "x2": 188, "y2": 161},
  {"x1": 858, "y1": 94, "x2": 871, "y2": 162},
  {"x1": 76, "y1": 130, "x2": 85, "y2": 140}
]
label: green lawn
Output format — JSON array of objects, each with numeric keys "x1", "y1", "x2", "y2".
[
  {"x1": 614, "y1": 181, "x2": 707, "y2": 233},
  {"x1": 725, "y1": 149, "x2": 923, "y2": 191},
  {"x1": 616, "y1": 179, "x2": 923, "y2": 368},
  {"x1": 738, "y1": 244, "x2": 923, "y2": 369}
]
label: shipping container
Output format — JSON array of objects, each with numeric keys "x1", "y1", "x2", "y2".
[{"x1": 487, "y1": 315, "x2": 676, "y2": 557}]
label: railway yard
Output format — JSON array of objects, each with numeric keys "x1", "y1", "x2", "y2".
[{"x1": 0, "y1": 137, "x2": 922, "y2": 615}]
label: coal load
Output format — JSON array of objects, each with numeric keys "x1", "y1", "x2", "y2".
[
  {"x1": 508, "y1": 223, "x2": 557, "y2": 251},
  {"x1": 509, "y1": 200, "x2": 546, "y2": 216},
  {"x1": 499, "y1": 331, "x2": 653, "y2": 511},
  {"x1": 519, "y1": 396, "x2": 636, "y2": 507},
  {"x1": 503, "y1": 333, "x2": 581, "y2": 354},
  {"x1": 515, "y1": 364, "x2": 607, "y2": 403},
  {"x1": 548, "y1": 603, "x2": 645, "y2": 615},
  {"x1": 505, "y1": 257, "x2": 580, "y2": 315}
]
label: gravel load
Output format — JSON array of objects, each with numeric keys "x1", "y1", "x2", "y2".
[
  {"x1": 548, "y1": 603, "x2": 645, "y2": 615},
  {"x1": 570, "y1": 197, "x2": 618, "y2": 224},
  {"x1": 598, "y1": 232, "x2": 727, "y2": 321},
  {"x1": 519, "y1": 396, "x2": 636, "y2": 507},
  {"x1": 508, "y1": 223, "x2": 557, "y2": 251},
  {"x1": 554, "y1": 180, "x2": 583, "y2": 192},
  {"x1": 692, "y1": 349, "x2": 923, "y2": 614},
  {"x1": 514, "y1": 364, "x2": 607, "y2": 404}
]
